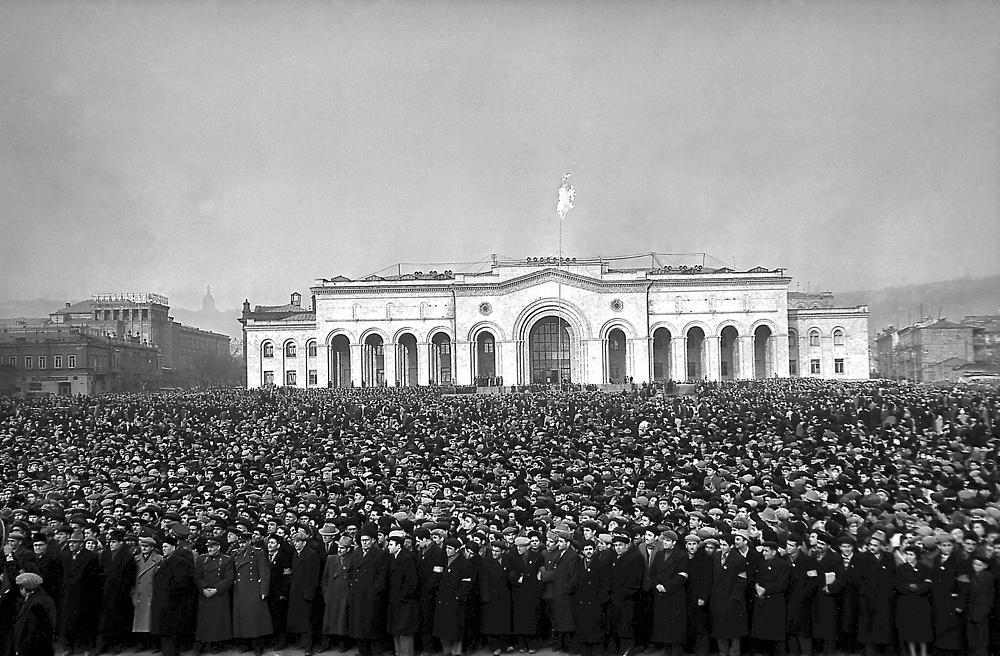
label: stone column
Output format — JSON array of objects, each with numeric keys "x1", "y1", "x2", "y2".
[
  {"x1": 417, "y1": 342, "x2": 430, "y2": 386},
  {"x1": 705, "y1": 335, "x2": 721, "y2": 381},
  {"x1": 383, "y1": 341, "x2": 397, "y2": 387},
  {"x1": 455, "y1": 340, "x2": 472, "y2": 385},
  {"x1": 349, "y1": 343, "x2": 363, "y2": 387},
  {"x1": 672, "y1": 337, "x2": 688, "y2": 382},
  {"x1": 739, "y1": 335, "x2": 754, "y2": 379},
  {"x1": 631, "y1": 337, "x2": 652, "y2": 384}
]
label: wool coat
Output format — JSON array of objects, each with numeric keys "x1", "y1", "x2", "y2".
[
  {"x1": 810, "y1": 549, "x2": 845, "y2": 642},
  {"x1": 709, "y1": 549, "x2": 748, "y2": 640},
  {"x1": 287, "y1": 545, "x2": 322, "y2": 635},
  {"x1": 504, "y1": 548, "x2": 544, "y2": 635},
  {"x1": 857, "y1": 550, "x2": 895, "y2": 645},
  {"x1": 608, "y1": 547, "x2": 644, "y2": 638},
  {"x1": 684, "y1": 550, "x2": 713, "y2": 636},
  {"x1": 572, "y1": 555, "x2": 610, "y2": 644},
  {"x1": 266, "y1": 547, "x2": 291, "y2": 636},
  {"x1": 98, "y1": 546, "x2": 137, "y2": 637},
  {"x1": 540, "y1": 547, "x2": 579, "y2": 632},
  {"x1": 14, "y1": 588, "x2": 57, "y2": 656},
  {"x1": 60, "y1": 547, "x2": 103, "y2": 640},
  {"x1": 345, "y1": 545, "x2": 388, "y2": 640},
  {"x1": 416, "y1": 544, "x2": 447, "y2": 637},
  {"x1": 784, "y1": 550, "x2": 818, "y2": 636},
  {"x1": 130, "y1": 551, "x2": 162, "y2": 632},
  {"x1": 194, "y1": 552, "x2": 235, "y2": 642},
  {"x1": 321, "y1": 551, "x2": 350, "y2": 636},
  {"x1": 231, "y1": 544, "x2": 272, "y2": 639},
  {"x1": 649, "y1": 548, "x2": 688, "y2": 645},
  {"x1": 150, "y1": 549, "x2": 197, "y2": 637},
  {"x1": 930, "y1": 551, "x2": 968, "y2": 651},
  {"x1": 386, "y1": 550, "x2": 420, "y2": 636},
  {"x1": 432, "y1": 554, "x2": 475, "y2": 641},
  {"x1": 478, "y1": 554, "x2": 511, "y2": 636},
  {"x1": 750, "y1": 555, "x2": 789, "y2": 642},
  {"x1": 893, "y1": 561, "x2": 933, "y2": 644}
]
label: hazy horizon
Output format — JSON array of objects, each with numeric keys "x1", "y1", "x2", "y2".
[{"x1": 3, "y1": 1, "x2": 998, "y2": 311}]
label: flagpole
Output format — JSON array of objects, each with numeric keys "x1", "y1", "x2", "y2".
[{"x1": 556, "y1": 170, "x2": 574, "y2": 387}]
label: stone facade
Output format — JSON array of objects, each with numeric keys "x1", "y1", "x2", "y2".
[{"x1": 241, "y1": 258, "x2": 870, "y2": 388}]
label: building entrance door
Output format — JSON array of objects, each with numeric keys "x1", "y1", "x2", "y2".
[{"x1": 529, "y1": 317, "x2": 571, "y2": 383}]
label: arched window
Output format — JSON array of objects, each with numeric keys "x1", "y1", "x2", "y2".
[
  {"x1": 788, "y1": 330, "x2": 798, "y2": 350},
  {"x1": 263, "y1": 342, "x2": 274, "y2": 358},
  {"x1": 833, "y1": 329, "x2": 845, "y2": 346},
  {"x1": 285, "y1": 342, "x2": 297, "y2": 358},
  {"x1": 809, "y1": 330, "x2": 820, "y2": 347},
  {"x1": 307, "y1": 340, "x2": 318, "y2": 358}
]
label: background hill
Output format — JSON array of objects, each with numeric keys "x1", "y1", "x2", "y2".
[{"x1": 834, "y1": 273, "x2": 1000, "y2": 336}]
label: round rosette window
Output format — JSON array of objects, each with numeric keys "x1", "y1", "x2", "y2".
[
  {"x1": 479, "y1": 302, "x2": 492, "y2": 315},
  {"x1": 610, "y1": 299, "x2": 623, "y2": 312}
]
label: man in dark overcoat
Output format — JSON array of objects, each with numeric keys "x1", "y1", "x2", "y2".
[
  {"x1": 608, "y1": 533, "x2": 644, "y2": 656},
  {"x1": 320, "y1": 536, "x2": 351, "y2": 651},
  {"x1": 432, "y1": 538, "x2": 475, "y2": 656},
  {"x1": 150, "y1": 535, "x2": 197, "y2": 656},
  {"x1": 857, "y1": 534, "x2": 896, "y2": 654},
  {"x1": 287, "y1": 531, "x2": 322, "y2": 656},
  {"x1": 415, "y1": 528, "x2": 447, "y2": 655},
  {"x1": 231, "y1": 530, "x2": 272, "y2": 656},
  {"x1": 266, "y1": 535, "x2": 292, "y2": 649},
  {"x1": 540, "y1": 531, "x2": 579, "y2": 653},
  {"x1": 61, "y1": 531, "x2": 103, "y2": 656},
  {"x1": 93, "y1": 530, "x2": 137, "y2": 656},
  {"x1": 930, "y1": 535, "x2": 968, "y2": 654},
  {"x1": 966, "y1": 552, "x2": 994, "y2": 656},
  {"x1": 783, "y1": 534, "x2": 819, "y2": 656},
  {"x1": 683, "y1": 535, "x2": 712, "y2": 656},
  {"x1": 573, "y1": 540, "x2": 609, "y2": 656},
  {"x1": 648, "y1": 530, "x2": 688, "y2": 656},
  {"x1": 751, "y1": 541, "x2": 789, "y2": 656},
  {"x1": 386, "y1": 535, "x2": 419, "y2": 656},
  {"x1": 32, "y1": 533, "x2": 63, "y2": 614},
  {"x1": 2, "y1": 528, "x2": 40, "y2": 656},
  {"x1": 193, "y1": 536, "x2": 235, "y2": 653},
  {"x1": 504, "y1": 535, "x2": 544, "y2": 652},
  {"x1": 810, "y1": 533, "x2": 845, "y2": 655},
  {"x1": 480, "y1": 541, "x2": 512, "y2": 656},
  {"x1": 345, "y1": 527, "x2": 388, "y2": 656},
  {"x1": 13, "y1": 573, "x2": 57, "y2": 656},
  {"x1": 709, "y1": 534, "x2": 748, "y2": 656}
]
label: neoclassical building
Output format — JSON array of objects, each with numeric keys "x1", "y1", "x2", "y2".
[{"x1": 240, "y1": 256, "x2": 869, "y2": 388}]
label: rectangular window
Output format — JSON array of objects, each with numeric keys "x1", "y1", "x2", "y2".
[
  {"x1": 308, "y1": 343, "x2": 317, "y2": 357},
  {"x1": 104, "y1": 310, "x2": 111, "y2": 320},
  {"x1": 113, "y1": 309, "x2": 119, "y2": 320},
  {"x1": 94, "y1": 311, "x2": 100, "y2": 320},
  {"x1": 54, "y1": 355, "x2": 63, "y2": 368},
  {"x1": 25, "y1": 356, "x2": 33, "y2": 369},
  {"x1": 834, "y1": 358, "x2": 845, "y2": 374},
  {"x1": 789, "y1": 359, "x2": 798, "y2": 376},
  {"x1": 263, "y1": 371, "x2": 274, "y2": 386},
  {"x1": 810, "y1": 359, "x2": 821, "y2": 374},
  {"x1": 308, "y1": 370, "x2": 318, "y2": 385},
  {"x1": 286, "y1": 371, "x2": 297, "y2": 385},
  {"x1": 142, "y1": 309, "x2": 149, "y2": 320},
  {"x1": 67, "y1": 355, "x2": 76, "y2": 369},
  {"x1": 7, "y1": 356, "x2": 15, "y2": 367},
  {"x1": 483, "y1": 341, "x2": 494, "y2": 354},
  {"x1": 38, "y1": 356, "x2": 46, "y2": 369}
]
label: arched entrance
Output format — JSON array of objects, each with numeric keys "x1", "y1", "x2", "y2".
[
  {"x1": 754, "y1": 325, "x2": 773, "y2": 378},
  {"x1": 606, "y1": 328, "x2": 627, "y2": 383},
  {"x1": 396, "y1": 333, "x2": 418, "y2": 386},
  {"x1": 475, "y1": 331, "x2": 497, "y2": 385},
  {"x1": 362, "y1": 334, "x2": 384, "y2": 387},
  {"x1": 529, "y1": 317, "x2": 571, "y2": 384},
  {"x1": 686, "y1": 327, "x2": 705, "y2": 380},
  {"x1": 720, "y1": 326, "x2": 739, "y2": 380},
  {"x1": 652, "y1": 328, "x2": 671, "y2": 381},
  {"x1": 430, "y1": 333, "x2": 452, "y2": 384},
  {"x1": 329, "y1": 335, "x2": 351, "y2": 387}
]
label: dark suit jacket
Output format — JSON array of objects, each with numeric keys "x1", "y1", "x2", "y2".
[{"x1": 14, "y1": 588, "x2": 58, "y2": 656}]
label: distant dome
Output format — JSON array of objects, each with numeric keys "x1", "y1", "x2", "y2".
[{"x1": 202, "y1": 285, "x2": 216, "y2": 312}]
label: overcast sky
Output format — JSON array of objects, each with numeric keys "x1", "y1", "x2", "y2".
[{"x1": 2, "y1": 0, "x2": 998, "y2": 310}]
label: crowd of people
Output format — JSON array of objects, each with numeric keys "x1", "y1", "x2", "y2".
[{"x1": 1, "y1": 378, "x2": 1000, "y2": 656}]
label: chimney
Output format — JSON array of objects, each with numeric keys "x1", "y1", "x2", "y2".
[
  {"x1": 66, "y1": 302, "x2": 71, "y2": 308},
  {"x1": 290, "y1": 292, "x2": 301, "y2": 307}
]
